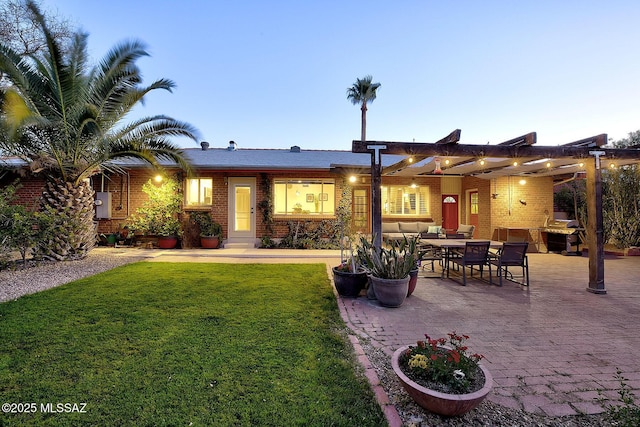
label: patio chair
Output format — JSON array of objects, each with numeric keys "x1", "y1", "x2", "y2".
[
  {"x1": 447, "y1": 241, "x2": 492, "y2": 286},
  {"x1": 418, "y1": 245, "x2": 443, "y2": 277},
  {"x1": 489, "y1": 242, "x2": 529, "y2": 287}
]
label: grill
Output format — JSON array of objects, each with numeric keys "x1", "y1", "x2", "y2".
[{"x1": 541, "y1": 219, "x2": 583, "y2": 256}]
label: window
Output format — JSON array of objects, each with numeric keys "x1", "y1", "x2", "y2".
[
  {"x1": 273, "y1": 179, "x2": 335, "y2": 215},
  {"x1": 381, "y1": 185, "x2": 430, "y2": 216},
  {"x1": 185, "y1": 178, "x2": 213, "y2": 206},
  {"x1": 470, "y1": 192, "x2": 479, "y2": 214}
]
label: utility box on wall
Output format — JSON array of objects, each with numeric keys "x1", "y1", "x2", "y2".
[{"x1": 95, "y1": 192, "x2": 112, "y2": 219}]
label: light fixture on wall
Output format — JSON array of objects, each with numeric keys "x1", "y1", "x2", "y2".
[
  {"x1": 410, "y1": 180, "x2": 417, "y2": 189},
  {"x1": 349, "y1": 175, "x2": 357, "y2": 183},
  {"x1": 519, "y1": 199, "x2": 527, "y2": 205}
]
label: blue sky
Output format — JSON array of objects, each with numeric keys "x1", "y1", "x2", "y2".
[{"x1": 45, "y1": 0, "x2": 640, "y2": 150}]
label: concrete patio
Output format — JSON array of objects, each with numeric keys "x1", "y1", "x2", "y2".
[{"x1": 109, "y1": 246, "x2": 640, "y2": 418}]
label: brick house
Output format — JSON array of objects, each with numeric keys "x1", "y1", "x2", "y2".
[{"x1": 1, "y1": 140, "x2": 554, "y2": 249}]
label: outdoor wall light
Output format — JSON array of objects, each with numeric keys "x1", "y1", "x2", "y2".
[
  {"x1": 546, "y1": 161, "x2": 552, "y2": 168},
  {"x1": 349, "y1": 175, "x2": 357, "y2": 183},
  {"x1": 154, "y1": 175, "x2": 163, "y2": 183},
  {"x1": 408, "y1": 157, "x2": 414, "y2": 163},
  {"x1": 609, "y1": 163, "x2": 616, "y2": 169},
  {"x1": 513, "y1": 161, "x2": 519, "y2": 167},
  {"x1": 519, "y1": 179, "x2": 527, "y2": 185},
  {"x1": 479, "y1": 159, "x2": 486, "y2": 166},
  {"x1": 410, "y1": 180, "x2": 417, "y2": 189},
  {"x1": 519, "y1": 199, "x2": 527, "y2": 205}
]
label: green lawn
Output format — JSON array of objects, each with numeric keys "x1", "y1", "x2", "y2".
[{"x1": 0, "y1": 263, "x2": 386, "y2": 426}]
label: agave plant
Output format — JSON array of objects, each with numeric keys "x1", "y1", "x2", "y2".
[{"x1": 356, "y1": 235, "x2": 418, "y2": 279}]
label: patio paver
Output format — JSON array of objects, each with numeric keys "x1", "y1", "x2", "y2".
[{"x1": 336, "y1": 252, "x2": 640, "y2": 417}]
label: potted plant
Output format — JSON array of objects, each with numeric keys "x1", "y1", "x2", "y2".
[
  {"x1": 332, "y1": 235, "x2": 368, "y2": 297},
  {"x1": 190, "y1": 211, "x2": 223, "y2": 249},
  {"x1": 129, "y1": 178, "x2": 183, "y2": 249},
  {"x1": 391, "y1": 331, "x2": 493, "y2": 417},
  {"x1": 356, "y1": 235, "x2": 418, "y2": 307}
]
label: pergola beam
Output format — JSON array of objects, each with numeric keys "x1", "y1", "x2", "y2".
[
  {"x1": 353, "y1": 134, "x2": 640, "y2": 160},
  {"x1": 353, "y1": 132, "x2": 640, "y2": 294},
  {"x1": 382, "y1": 129, "x2": 462, "y2": 175}
]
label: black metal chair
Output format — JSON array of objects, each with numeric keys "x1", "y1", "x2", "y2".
[
  {"x1": 489, "y1": 242, "x2": 529, "y2": 286},
  {"x1": 418, "y1": 245, "x2": 444, "y2": 277},
  {"x1": 447, "y1": 241, "x2": 492, "y2": 286}
]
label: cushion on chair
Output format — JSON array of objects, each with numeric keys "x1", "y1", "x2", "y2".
[
  {"x1": 382, "y1": 222, "x2": 400, "y2": 233},
  {"x1": 456, "y1": 224, "x2": 475, "y2": 238},
  {"x1": 417, "y1": 222, "x2": 435, "y2": 233},
  {"x1": 427, "y1": 225, "x2": 442, "y2": 234},
  {"x1": 398, "y1": 222, "x2": 419, "y2": 233}
]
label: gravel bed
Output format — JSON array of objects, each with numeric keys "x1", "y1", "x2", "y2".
[
  {"x1": 360, "y1": 339, "x2": 612, "y2": 426},
  {"x1": 0, "y1": 250, "x2": 145, "y2": 302},
  {"x1": 0, "y1": 253, "x2": 614, "y2": 425}
]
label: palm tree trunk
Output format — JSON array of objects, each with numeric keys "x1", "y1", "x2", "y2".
[
  {"x1": 36, "y1": 178, "x2": 96, "y2": 260},
  {"x1": 360, "y1": 102, "x2": 367, "y2": 142}
]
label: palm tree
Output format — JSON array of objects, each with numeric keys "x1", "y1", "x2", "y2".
[
  {"x1": 346, "y1": 75, "x2": 381, "y2": 142},
  {"x1": 0, "y1": 1, "x2": 199, "y2": 260}
]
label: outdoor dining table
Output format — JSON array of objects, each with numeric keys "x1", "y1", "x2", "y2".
[{"x1": 419, "y1": 239, "x2": 504, "y2": 279}]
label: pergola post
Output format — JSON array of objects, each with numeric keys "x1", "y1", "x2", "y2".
[
  {"x1": 586, "y1": 153, "x2": 606, "y2": 294},
  {"x1": 368, "y1": 144, "x2": 386, "y2": 249}
]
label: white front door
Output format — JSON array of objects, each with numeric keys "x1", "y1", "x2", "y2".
[{"x1": 227, "y1": 177, "x2": 256, "y2": 246}]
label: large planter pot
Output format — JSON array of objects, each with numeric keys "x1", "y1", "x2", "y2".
[
  {"x1": 391, "y1": 345, "x2": 493, "y2": 417},
  {"x1": 407, "y1": 268, "x2": 419, "y2": 296},
  {"x1": 200, "y1": 236, "x2": 220, "y2": 249},
  {"x1": 157, "y1": 236, "x2": 178, "y2": 249},
  {"x1": 370, "y1": 276, "x2": 410, "y2": 307},
  {"x1": 332, "y1": 268, "x2": 368, "y2": 297}
]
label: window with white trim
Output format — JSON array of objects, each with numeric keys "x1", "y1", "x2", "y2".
[
  {"x1": 185, "y1": 178, "x2": 213, "y2": 206},
  {"x1": 381, "y1": 185, "x2": 430, "y2": 216},
  {"x1": 273, "y1": 179, "x2": 335, "y2": 215}
]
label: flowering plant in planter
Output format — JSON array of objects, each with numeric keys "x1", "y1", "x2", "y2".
[{"x1": 400, "y1": 332, "x2": 485, "y2": 394}]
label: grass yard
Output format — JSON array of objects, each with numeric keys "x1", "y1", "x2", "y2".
[{"x1": 0, "y1": 263, "x2": 386, "y2": 426}]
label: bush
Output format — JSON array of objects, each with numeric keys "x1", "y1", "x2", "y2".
[
  {"x1": 0, "y1": 182, "x2": 56, "y2": 268},
  {"x1": 602, "y1": 369, "x2": 640, "y2": 425},
  {"x1": 129, "y1": 178, "x2": 183, "y2": 236}
]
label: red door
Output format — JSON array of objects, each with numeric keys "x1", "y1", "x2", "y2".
[
  {"x1": 442, "y1": 195, "x2": 459, "y2": 232},
  {"x1": 469, "y1": 191, "x2": 479, "y2": 238}
]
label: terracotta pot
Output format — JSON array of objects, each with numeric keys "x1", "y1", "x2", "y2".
[
  {"x1": 407, "y1": 268, "x2": 419, "y2": 296},
  {"x1": 200, "y1": 236, "x2": 220, "y2": 249},
  {"x1": 370, "y1": 276, "x2": 409, "y2": 307},
  {"x1": 391, "y1": 345, "x2": 493, "y2": 417},
  {"x1": 157, "y1": 236, "x2": 178, "y2": 249},
  {"x1": 332, "y1": 268, "x2": 368, "y2": 297}
]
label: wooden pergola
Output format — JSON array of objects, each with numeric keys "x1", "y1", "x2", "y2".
[{"x1": 352, "y1": 130, "x2": 640, "y2": 294}]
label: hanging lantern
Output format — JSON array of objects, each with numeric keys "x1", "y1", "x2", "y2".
[{"x1": 434, "y1": 157, "x2": 443, "y2": 174}]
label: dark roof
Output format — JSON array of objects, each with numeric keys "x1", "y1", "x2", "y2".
[
  {"x1": 180, "y1": 147, "x2": 404, "y2": 170},
  {"x1": 0, "y1": 146, "x2": 406, "y2": 172}
]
